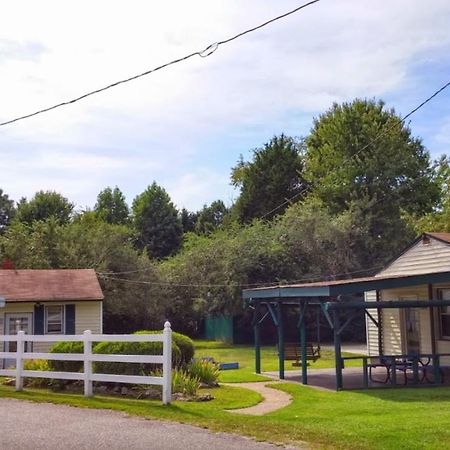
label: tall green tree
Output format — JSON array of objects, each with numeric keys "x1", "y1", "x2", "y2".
[
  {"x1": 195, "y1": 200, "x2": 229, "y2": 235},
  {"x1": 132, "y1": 182, "x2": 182, "y2": 258},
  {"x1": 304, "y1": 98, "x2": 439, "y2": 264},
  {"x1": 231, "y1": 134, "x2": 307, "y2": 222},
  {"x1": 180, "y1": 208, "x2": 198, "y2": 233},
  {"x1": 94, "y1": 186, "x2": 129, "y2": 225},
  {"x1": 15, "y1": 190, "x2": 74, "y2": 225},
  {"x1": 0, "y1": 188, "x2": 15, "y2": 233}
]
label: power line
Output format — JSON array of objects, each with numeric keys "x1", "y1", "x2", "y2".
[
  {"x1": 0, "y1": 0, "x2": 320, "y2": 127},
  {"x1": 97, "y1": 264, "x2": 384, "y2": 289},
  {"x1": 259, "y1": 79, "x2": 450, "y2": 220}
]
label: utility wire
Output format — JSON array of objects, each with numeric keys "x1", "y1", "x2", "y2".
[
  {"x1": 0, "y1": 0, "x2": 320, "y2": 127},
  {"x1": 259, "y1": 79, "x2": 450, "y2": 220},
  {"x1": 97, "y1": 264, "x2": 384, "y2": 289}
]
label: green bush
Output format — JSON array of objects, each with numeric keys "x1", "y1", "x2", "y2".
[
  {"x1": 172, "y1": 369, "x2": 200, "y2": 396},
  {"x1": 48, "y1": 341, "x2": 84, "y2": 372},
  {"x1": 172, "y1": 332, "x2": 195, "y2": 366},
  {"x1": 93, "y1": 337, "x2": 181, "y2": 376},
  {"x1": 24, "y1": 359, "x2": 50, "y2": 387},
  {"x1": 187, "y1": 360, "x2": 219, "y2": 386},
  {"x1": 133, "y1": 330, "x2": 194, "y2": 368}
]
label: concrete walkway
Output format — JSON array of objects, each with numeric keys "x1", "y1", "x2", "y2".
[{"x1": 225, "y1": 382, "x2": 292, "y2": 415}]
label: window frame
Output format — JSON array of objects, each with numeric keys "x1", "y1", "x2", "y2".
[
  {"x1": 44, "y1": 305, "x2": 65, "y2": 334},
  {"x1": 438, "y1": 289, "x2": 450, "y2": 340}
]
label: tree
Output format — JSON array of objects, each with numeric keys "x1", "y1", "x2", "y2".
[
  {"x1": 94, "y1": 186, "x2": 129, "y2": 225},
  {"x1": 180, "y1": 208, "x2": 198, "y2": 233},
  {"x1": 132, "y1": 182, "x2": 182, "y2": 258},
  {"x1": 231, "y1": 134, "x2": 307, "y2": 222},
  {"x1": 195, "y1": 200, "x2": 229, "y2": 235},
  {"x1": 0, "y1": 189, "x2": 15, "y2": 233},
  {"x1": 304, "y1": 98, "x2": 439, "y2": 264},
  {"x1": 15, "y1": 190, "x2": 74, "y2": 225},
  {"x1": 413, "y1": 155, "x2": 450, "y2": 232}
]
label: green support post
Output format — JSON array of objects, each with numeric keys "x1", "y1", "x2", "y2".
[
  {"x1": 300, "y1": 307, "x2": 307, "y2": 385},
  {"x1": 333, "y1": 310, "x2": 343, "y2": 390},
  {"x1": 277, "y1": 302, "x2": 285, "y2": 380},
  {"x1": 254, "y1": 304, "x2": 261, "y2": 374},
  {"x1": 362, "y1": 358, "x2": 369, "y2": 388},
  {"x1": 433, "y1": 355, "x2": 441, "y2": 385}
]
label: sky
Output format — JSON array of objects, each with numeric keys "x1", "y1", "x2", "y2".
[{"x1": 1, "y1": 0, "x2": 450, "y2": 212}]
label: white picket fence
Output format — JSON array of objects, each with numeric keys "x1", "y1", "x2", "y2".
[{"x1": 0, "y1": 321, "x2": 172, "y2": 404}]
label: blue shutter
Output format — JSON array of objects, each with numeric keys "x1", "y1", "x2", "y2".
[
  {"x1": 65, "y1": 305, "x2": 76, "y2": 335},
  {"x1": 34, "y1": 304, "x2": 44, "y2": 334}
]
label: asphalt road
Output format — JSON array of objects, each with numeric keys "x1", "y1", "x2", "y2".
[{"x1": 0, "y1": 398, "x2": 298, "y2": 450}]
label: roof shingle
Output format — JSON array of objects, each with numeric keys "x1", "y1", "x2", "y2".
[{"x1": 0, "y1": 269, "x2": 104, "y2": 302}]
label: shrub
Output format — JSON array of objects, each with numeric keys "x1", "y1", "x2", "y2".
[
  {"x1": 23, "y1": 359, "x2": 50, "y2": 387},
  {"x1": 187, "y1": 360, "x2": 219, "y2": 386},
  {"x1": 48, "y1": 341, "x2": 84, "y2": 372},
  {"x1": 133, "y1": 330, "x2": 194, "y2": 368},
  {"x1": 93, "y1": 339, "x2": 181, "y2": 376},
  {"x1": 172, "y1": 369, "x2": 200, "y2": 397},
  {"x1": 172, "y1": 332, "x2": 195, "y2": 367}
]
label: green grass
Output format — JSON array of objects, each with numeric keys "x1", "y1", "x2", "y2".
[
  {"x1": 2, "y1": 382, "x2": 450, "y2": 449},
  {"x1": 194, "y1": 340, "x2": 362, "y2": 382}
]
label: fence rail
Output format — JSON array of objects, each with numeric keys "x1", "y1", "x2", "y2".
[{"x1": 0, "y1": 322, "x2": 172, "y2": 404}]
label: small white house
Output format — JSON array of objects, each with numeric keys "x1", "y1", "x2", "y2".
[
  {"x1": 366, "y1": 232, "x2": 450, "y2": 362},
  {"x1": 0, "y1": 269, "x2": 104, "y2": 358}
]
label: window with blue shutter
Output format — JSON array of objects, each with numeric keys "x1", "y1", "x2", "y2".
[{"x1": 65, "y1": 304, "x2": 76, "y2": 335}]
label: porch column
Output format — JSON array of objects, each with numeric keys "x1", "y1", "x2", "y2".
[
  {"x1": 253, "y1": 302, "x2": 261, "y2": 374},
  {"x1": 299, "y1": 302, "x2": 308, "y2": 385},
  {"x1": 277, "y1": 302, "x2": 285, "y2": 380},
  {"x1": 428, "y1": 284, "x2": 437, "y2": 355},
  {"x1": 333, "y1": 310, "x2": 343, "y2": 390}
]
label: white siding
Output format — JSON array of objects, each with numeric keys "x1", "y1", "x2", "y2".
[
  {"x1": 1, "y1": 301, "x2": 103, "y2": 353},
  {"x1": 379, "y1": 238, "x2": 450, "y2": 277},
  {"x1": 365, "y1": 290, "x2": 379, "y2": 355},
  {"x1": 75, "y1": 301, "x2": 102, "y2": 334},
  {"x1": 379, "y1": 286, "x2": 432, "y2": 355}
]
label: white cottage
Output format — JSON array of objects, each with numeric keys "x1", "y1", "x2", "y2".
[
  {"x1": 366, "y1": 232, "x2": 450, "y2": 362},
  {"x1": 0, "y1": 269, "x2": 104, "y2": 360}
]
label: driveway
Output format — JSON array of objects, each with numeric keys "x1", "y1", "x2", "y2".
[{"x1": 0, "y1": 398, "x2": 299, "y2": 450}]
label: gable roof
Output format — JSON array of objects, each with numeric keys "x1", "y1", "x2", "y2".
[{"x1": 0, "y1": 269, "x2": 104, "y2": 302}]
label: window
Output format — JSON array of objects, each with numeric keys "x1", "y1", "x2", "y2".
[
  {"x1": 438, "y1": 289, "x2": 450, "y2": 339},
  {"x1": 45, "y1": 305, "x2": 64, "y2": 334}
]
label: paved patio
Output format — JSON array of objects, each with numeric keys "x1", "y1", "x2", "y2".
[{"x1": 263, "y1": 365, "x2": 446, "y2": 391}]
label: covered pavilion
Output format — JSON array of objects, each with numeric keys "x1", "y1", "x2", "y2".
[{"x1": 243, "y1": 270, "x2": 450, "y2": 390}]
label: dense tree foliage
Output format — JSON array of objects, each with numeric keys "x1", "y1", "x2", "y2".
[
  {"x1": 15, "y1": 190, "x2": 74, "y2": 225},
  {"x1": 132, "y1": 182, "x2": 182, "y2": 258},
  {"x1": 94, "y1": 186, "x2": 129, "y2": 225},
  {"x1": 180, "y1": 208, "x2": 198, "y2": 233},
  {"x1": 0, "y1": 188, "x2": 15, "y2": 233},
  {"x1": 195, "y1": 200, "x2": 229, "y2": 235},
  {"x1": 304, "y1": 99, "x2": 439, "y2": 264},
  {"x1": 231, "y1": 134, "x2": 307, "y2": 222}
]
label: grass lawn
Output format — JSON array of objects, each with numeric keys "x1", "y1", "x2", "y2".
[
  {"x1": 2, "y1": 382, "x2": 450, "y2": 449},
  {"x1": 194, "y1": 340, "x2": 362, "y2": 382}
]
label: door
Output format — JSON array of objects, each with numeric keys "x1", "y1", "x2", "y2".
[
  {"x1": 4, "y1": 313, "x2": 32, "y2": 368},
  {"x1": 404, "y1": 308, "x2": 421, "y2": 355}
]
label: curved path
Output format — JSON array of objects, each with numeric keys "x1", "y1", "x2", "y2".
[{"x1": 225, "y1": 382, "x2": 292, "y2": 415}]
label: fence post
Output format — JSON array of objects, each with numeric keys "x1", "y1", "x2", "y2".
[
  {"x1": 15, "y1": 330, "x2": 25, "y2": 391},
  {"x1": 162, "y1": 321, "x2": 172, "y2": 405},
  {"x1": 83, "y1": 330, "x2": 93, "y2": 397}
]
